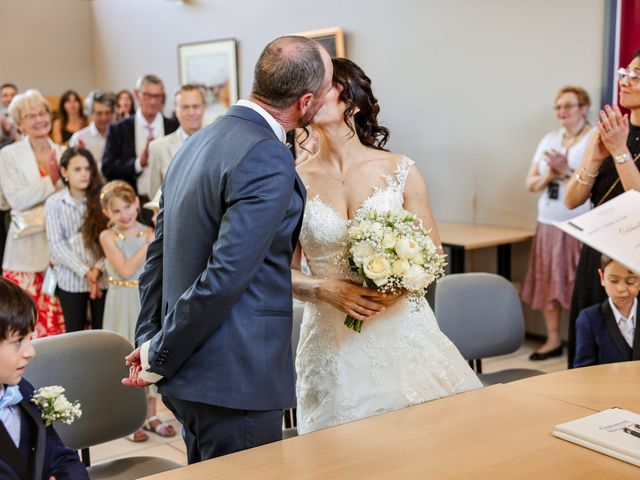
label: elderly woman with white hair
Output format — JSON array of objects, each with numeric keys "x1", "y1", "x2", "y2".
[{"x1": 0, "y1": 89, "x2": 66, "y2": 337}]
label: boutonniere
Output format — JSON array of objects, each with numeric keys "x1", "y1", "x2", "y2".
[{"x1": 31, "y1": 386, "x2": 82, "y2": 427}]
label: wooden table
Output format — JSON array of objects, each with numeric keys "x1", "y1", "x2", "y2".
[
  {"x1": 142, "y1": 365, "x2": 640, "y2": 479},
  {"x1": 510, "y1": 361, "x2": 640, "y2": 412},
  {"x1": 437, "y1": 222, "x2": 535, "y2": 279}
]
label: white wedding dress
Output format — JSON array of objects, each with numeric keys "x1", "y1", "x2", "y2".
[{"x1": 295, "y1": 157, "x2": 482, "y2": 434}]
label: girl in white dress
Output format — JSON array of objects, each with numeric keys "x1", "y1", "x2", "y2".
[{"x1": 292, "y1": 58, "x2": 482, "y2": 434}]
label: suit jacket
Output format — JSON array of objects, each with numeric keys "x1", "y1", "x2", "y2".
[
  {"x1": 573, "y1": 300, "x2": 640, "y2": 367},
  {"x1": 147, "y1": 129, "x2": 184, "y2": 198},
  {"x1": 0, "y1": 379, "x2": 88, "y2": 480},
  {"x1": 135, "y1": 105, "x2": 305, "y2": 410},
  {"x1": 101, "y1": 116, "x2": 178, "y2": 192},
  {"x1": 0, "y1": 137, "x2": 65, "y2": 271}
]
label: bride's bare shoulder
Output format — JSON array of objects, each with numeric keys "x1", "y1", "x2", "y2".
[{"x1": 366, "y1": 150, "x2": 407, "y2": 169}]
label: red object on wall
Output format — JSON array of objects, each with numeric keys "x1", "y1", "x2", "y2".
[{"x1": 619, "y1": 0, "x2": 640, "y2": 66}]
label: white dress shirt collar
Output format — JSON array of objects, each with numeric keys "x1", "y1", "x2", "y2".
[
  {"x1": 177, "y1": 127, "x2": 189, "y2": 142},
  {"x1": 609, "y1": 297, "x2": 637, "y2": 347},
  {"x1": 236, "y1": 99, "x2": 286, "y2": 143}
]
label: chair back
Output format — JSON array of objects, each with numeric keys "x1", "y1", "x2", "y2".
[
  {"x1": 434, "y1": 273, "x2": 524, "y2": 360},
  {"x1": 27, "y1": 330, "x2": 147, "y2": 450}
]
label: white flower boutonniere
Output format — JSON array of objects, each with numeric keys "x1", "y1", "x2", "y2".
[{"x1": 31, "y1": 386, "x2": 82, "y2": 427}]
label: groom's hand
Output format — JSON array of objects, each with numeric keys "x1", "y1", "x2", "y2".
[{"x1": 122, "y1": 347, "x2": 152, "y2": 387}]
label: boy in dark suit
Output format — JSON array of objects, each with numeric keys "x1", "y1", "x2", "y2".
[
  {"x1": 0, "y1": 278, "x2": 88, "y2": 479},
  {"x1": 574, "y1": 255, "x2": 640, "y2": 368}
]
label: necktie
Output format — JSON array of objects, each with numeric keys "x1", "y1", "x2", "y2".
[
  {"x1": 0, "y1": 385, "x2": 22, "y2": 411},
  {"x1": 145, "y1": 124, "x2": 154, "y2": 140}
]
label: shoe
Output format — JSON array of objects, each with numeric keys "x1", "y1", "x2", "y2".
[
  {"x1": 143, "y1": 415, "x2": 177, "y2": 437},
  {"x1": 529, "y1": 345, "x2": 563, "y2": 361},
  {"x1": 126, "y1": 428, "x2": 149, "y2": 442}
]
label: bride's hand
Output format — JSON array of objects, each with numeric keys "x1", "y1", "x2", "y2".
[
  {"x1": 367, "y1": 290, "x2": 405, "y2": 308},
  {"x1": 318, "y1": 279, "x2": 387, "y2": 321}
]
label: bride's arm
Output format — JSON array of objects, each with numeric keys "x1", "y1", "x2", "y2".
[
  {"x1": 291, "y1": 242, "x2": 388, "y2": 321},
  {"x1": 403, "y1": 165, "x2": 443, "y2": 251}
]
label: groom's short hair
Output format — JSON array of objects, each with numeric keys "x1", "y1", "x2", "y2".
[{"x1": 252, "y1": 36, "x2": 326, "y2": 109}]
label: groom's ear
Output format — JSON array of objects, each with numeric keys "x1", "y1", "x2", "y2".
[{"x1": 297, "y1": 92, "x2": 315, "y2": 115}]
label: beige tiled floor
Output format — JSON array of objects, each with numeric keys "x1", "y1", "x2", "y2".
[{"x1": 92, "y1": 339, "x2": 567, "y2": 468}]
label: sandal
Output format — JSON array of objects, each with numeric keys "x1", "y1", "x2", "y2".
[
  {"x1": 143, "y1": 415, "x2": 177, "y2": 438},
  {"x1": 126, "y1": 428, "x2": 149, "y2": 442}
]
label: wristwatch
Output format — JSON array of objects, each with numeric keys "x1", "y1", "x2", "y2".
[{"x1": 614, "y1": 152, "x2": 632, "y2": 164}]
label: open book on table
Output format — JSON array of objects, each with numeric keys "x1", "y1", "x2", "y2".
[{"x1": 553, "y1": 407, "x2": 640, "y2": 467}]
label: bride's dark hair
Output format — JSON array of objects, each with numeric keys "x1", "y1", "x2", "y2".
[{"x1": 333, "y1": 58, "x2": 390, "y2": 150}]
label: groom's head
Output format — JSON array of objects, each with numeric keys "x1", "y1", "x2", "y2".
[{"x1": 251, "y1": 36, "x2": 333, "y2": 130}]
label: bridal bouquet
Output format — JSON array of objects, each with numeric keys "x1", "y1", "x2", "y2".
[
  {"x1": 343, "y1": 208, "x2": 446, "y2": 332},
  {"x1": 31, "y1": 386, "x2": 82, "y2": 426}
]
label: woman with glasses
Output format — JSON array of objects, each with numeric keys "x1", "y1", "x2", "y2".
[
  {"x1": 0, "y1": 89, "x2": 66, "y2": 337},
  {"x1": 522, "y1": 86, "x2": 594, "y2": 361},
  {"x1": 564, "y1": 49, "x2": 640, "y2": 368}
]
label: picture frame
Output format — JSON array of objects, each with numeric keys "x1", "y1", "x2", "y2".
[
  {"x1": 293, "y1": 27, "x2": 345, "y2": 58},
  {"x1": 177, "y1": 38, "x2": 238, "y2": 125}
]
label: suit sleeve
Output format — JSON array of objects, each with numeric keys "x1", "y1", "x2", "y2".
[
  {"x1": 145, "y1": 140, "x2": 295, "y2": 379},
  {"x1": 135, "y1": 193, "x2": 165, "y2": 347},
  {"x1": 573, "y1": 309, "x2": 597, "y2": 368},
  {"x1": 101, "y1": 122, "x2": 137, "y2": 181}
]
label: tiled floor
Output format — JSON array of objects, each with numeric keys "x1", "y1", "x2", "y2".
[{"x1": 91, "y1": 339, "x2": 567, "y2": 468}]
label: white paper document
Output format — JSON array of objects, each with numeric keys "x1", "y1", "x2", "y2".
[{"x1": 557, "y1": 190, "x2": 640, "y2": 273}]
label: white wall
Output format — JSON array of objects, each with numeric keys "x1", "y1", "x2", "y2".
[
  {"x1": 0, "y1": 0, "x2": 95, "y2": 97},
  {"x1": 90, "y1": 0, "x2": 605, "y2": 229}
]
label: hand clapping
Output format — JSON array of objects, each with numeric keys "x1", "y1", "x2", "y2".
[
  {"x1": 544, "y1": 150, "x2": 569, "y2": 176},
  {"x1": 595, "y1": 104, "x2": 630, "y2": 157}
]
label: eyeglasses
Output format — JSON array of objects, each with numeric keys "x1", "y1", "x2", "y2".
[
  {"x1": 553, "y1": 103, "x2": 580, "y2": 111},
  {"x1": 140, "y1": 92, "x2": 164, "y2": 101},
  {"x1": 22, "y1": 110, "x2": 49, "y2": 121},
  {"x1": 617, "y1": 67, "x2": 640, "y2": 84}
]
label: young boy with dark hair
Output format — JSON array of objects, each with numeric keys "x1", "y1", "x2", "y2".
[
  {"x1": 0, "y1": 278, "x2": 88, "y2": 479},
  {"x1": 574, "y1": 255, "x2": 640, "y2": 367}
]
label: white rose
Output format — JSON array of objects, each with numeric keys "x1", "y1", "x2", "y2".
[
  {"x1": 363, "y1": 256, "x2": 391, "y2": 286},
  {"x1": 412, "y1": 253, "x2": 425, "y2": 265},
  {"x1": 403, "y1": 264, "x2": 434, "y2": 291},
  {"x1": 351, "y1": 242, "x2": 375, "y2": 266},
  {"x1": 396, "y1": 238, "x2": 420, "y2": 259},
  {"x1": 38, "y1": 386, "x2": 65, "y2": 399},
  {"x1": 391, "y1": 259, "x2": 410, "y2": 276},
  {"x1": 382, "y1": 233, "x2": 397, "y2": 249},
  {"x1": 53, "y1": 396, "x2": 71, "y2": 412}
]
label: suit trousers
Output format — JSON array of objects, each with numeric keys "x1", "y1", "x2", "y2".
[{"x1": 162, "y1": 395, "x2": 283, "y2": 464}]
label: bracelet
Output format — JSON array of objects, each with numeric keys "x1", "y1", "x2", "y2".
[
  {"x1": 575, "y1": 172, "x2": 594, "y2": 186},
  {"x1": 581, "y1": 167, "x2": 598, "y2": 178}
]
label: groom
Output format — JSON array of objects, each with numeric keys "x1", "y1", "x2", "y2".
[{"x1": 123, "y1": 36, "x2": 333, "y2": 463}]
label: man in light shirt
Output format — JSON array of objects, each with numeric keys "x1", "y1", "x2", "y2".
[
  {"x1": 147, "y1": 85, "x2": 205, "y2": 198},
  {"x1": 0, "y1": 83, "x2": 18, "y2": 148},
  {"x1": 101, "y1": 74, "x2": 178, "y2": 197},
  {"x1": 70, "y1": 92, "x2": 116, "y2": 167}
]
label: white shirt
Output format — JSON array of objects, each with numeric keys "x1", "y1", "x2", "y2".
[
  {"x1": 69, "y1": 122, "x2": 107, "y2": 168},
  {"x1": 138, "y1": 100, "x2": 287, "y2": 384},
  {"x1": 134, "y1": 110, "x2": 165, "y2": 197},
  {"x1": 532, "y1": 127, "x2": 594, "y2": 224},
  {"x1": 609, "y1": 297, "x2": 637, "y2": 348},
  {"x1": 0, "y1": 385, "x2": 21, "y2": 447},
  {"x1": 236, "y1": 99, "x2": 287, "y2": 143},
  {"x1": 44, "y1": 188, "x2": 105, "y2": 292}
]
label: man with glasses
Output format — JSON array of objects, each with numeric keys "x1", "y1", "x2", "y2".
[
  {"x1": 102, "y1": 74, "x2": 178, "y2": 198},
  {"x1": 147, "y1": 85, "x2": 205, "y2": 198},
  {"x1": 70, "y1": 92, "x2": 117, "y2": 168}
]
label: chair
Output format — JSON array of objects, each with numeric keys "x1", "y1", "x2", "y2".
[
  {"x1": 434, "y1": 273, "x2": 544, "y2": 385},
  {"x1": 282, "y1": 301, "x2": 305, "y2": 439},
  {"x1": 27, "y1": 330, "x2": 182, "y2": 480}
]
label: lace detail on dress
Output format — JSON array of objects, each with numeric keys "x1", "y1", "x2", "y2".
[{"x1": 296, "y1": 156, "x2": 482, "y2": 435}]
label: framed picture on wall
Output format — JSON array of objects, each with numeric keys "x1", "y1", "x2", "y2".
[
  {"x1": 292, "y1": 27, "x2": 345, "y2": 58},
  {"x1": 177, "y1": 38, "x2": 238, "y2": 125}
]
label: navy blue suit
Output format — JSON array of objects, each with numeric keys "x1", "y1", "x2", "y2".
[
  {"x1": 135, "y1": 105, "x2": 305, "y2": 462},
  {"x1": 573, "y1": 300, "x2": 640, "y2": 368},
  {"x1": 101, "y1": 116, "x2": 178, "y2": 192},
  {"x1": 0, "y1": 379, "x2": 88, "y2": 480}
]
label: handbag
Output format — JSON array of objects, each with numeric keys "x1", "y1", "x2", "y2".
[{"x1": 10, "y1": 204, "x2": 45, "y2": 239}]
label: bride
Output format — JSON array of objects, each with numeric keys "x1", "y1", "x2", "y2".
[{"x1": 292, "y1": 58, "x2": 482, "y2": 435}]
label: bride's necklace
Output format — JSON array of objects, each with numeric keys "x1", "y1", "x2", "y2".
[{"x1": 318, "y1": 149, "x2": 367, "y2": 186}]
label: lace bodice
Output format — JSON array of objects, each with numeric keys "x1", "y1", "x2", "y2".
[
  {"x1": 295, "y1": 156, "x2": 482, "y2": 435},
  {"x1": 299, "y1": 157, "x2": 414, "y2": 279}
]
